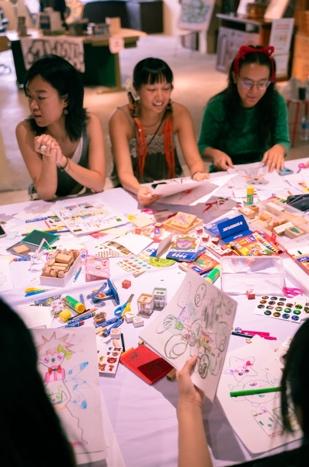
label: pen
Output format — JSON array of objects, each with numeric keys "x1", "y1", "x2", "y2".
[
  {"x1": 73, "y1": 267, "x2": 82, "y2": 282},
  {"x1": 65, "y1": 321, "x2": 85, "y2": 328},
  {"x1": 25, "y1": 216, "x2": 50, "y2": 223},
  {"x1": 230, "y1": 386, "x2": 281, "y2": 397},
  {"x1": 67, "y1": 311, "x2": 95, "y2": 324},
  {"x1": 231, "y1": 332, "x2": 253, "y2": 339},
  {"x1": 241, "y1": 330, "x2": 270, "y2": 337},
  {"x1": 120, "y1": 333, "x2": 126, "y2": 352}
]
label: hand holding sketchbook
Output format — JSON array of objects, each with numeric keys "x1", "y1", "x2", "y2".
[{"x1": 140, "y1": 269, "x2": 237, "y2": 401}]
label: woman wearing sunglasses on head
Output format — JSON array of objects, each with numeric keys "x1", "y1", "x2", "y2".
[{"x1": 198, "y1": 45, "x2": 290, "y2": 172}]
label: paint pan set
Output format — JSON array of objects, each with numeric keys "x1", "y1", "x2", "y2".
[{"x1": 254, "y1": 295, "x2": 309, "y2": 323}]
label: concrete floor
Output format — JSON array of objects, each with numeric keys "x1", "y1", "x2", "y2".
[{"x1": 0, "y1": 34, "x2": 308, "y2": 205}]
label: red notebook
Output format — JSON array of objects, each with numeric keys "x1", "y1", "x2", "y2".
[{"x1": 120, "y1": 344, "x2": 173, "y2": 385}]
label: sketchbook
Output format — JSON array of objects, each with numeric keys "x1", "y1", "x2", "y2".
[
  {"x1": 149, "y1": 177, "x2": 217, "y2": 199},
  {"x1": 217, "y1": 338, "x2": 301, "y2": 454},
  {"x1": 140, "y1": 269, "x2": 237, "y2": 401},
  {"x1": 32, "y1": 327, "x2": 106, "y2": 465}
]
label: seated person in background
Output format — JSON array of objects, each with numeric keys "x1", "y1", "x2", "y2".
[
  {"x1": 16, "y1": 55, "x2": 105, "y2": 200},
  {"x1": 0, "y1": 297, "x2": 76, "y2": 466},
  {"x1": 177, "y1": 320, "x2": 309, "y2": 467},
  {"x1": 198, "y1": 45, "x2": 290, "y2": 172},
  {"x1": 109, "y1": 57, "x2": 208, "y2": 206}
]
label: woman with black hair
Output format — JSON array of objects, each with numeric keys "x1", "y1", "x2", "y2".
[
  {"x1": 16, "y1": 55, "x2": 105, "y2": 200},
  {"x1": 0, "y1": 297, "x2": 76, "y2": 467},
  {"x1": 177, "y1": 320, "x2": 309, "y2": 467},
  {"x1": 109, "y1": 57, "x2": 208, "y2": 206},
  {"x1": 198, "y1": 45, "x2": 290, "y2": 172}
]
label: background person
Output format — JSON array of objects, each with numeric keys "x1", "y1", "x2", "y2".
[
  {"x1": 198, "y1": 45, "x2": 290, "y2": 172},
  {"x1": 0, "y1": 296, "x2": 76, "y2": 467},
  {"x1": 109, "y1": 57, "x2": 208, "y2": 206},
  {"x1": 16, "y1": 55, "x2": 105, "y2": 200},
  {"x1": 177, "y1": 320, "x2": 309, "y2": 467}
]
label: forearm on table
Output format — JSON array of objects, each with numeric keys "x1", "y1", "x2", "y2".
[
  {"x1": 34, "y1": 159, "x2": 58, "y2": 200},
  {"x1": 118, "y1": 171, "x2": 141, "y2": 195},
  {"x1": 177, "y1": 402, "x2": 212, "y2": 467}
]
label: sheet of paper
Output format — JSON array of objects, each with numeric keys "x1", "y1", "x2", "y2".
[
  {"x1": 140, "y1": 269, "x2": 237, "y2": 401},
  {"x1": 150, "y1": 177, "x2": 213, "y2": 198},
  {"x1": 112, "y1": 232, "x2": 153, "y2": 255},
  {"x1": 157, "y1": 180, "x2": 218, "y2": 205},
  {"x1": 217, "y1": 337, "x2": 301, "y2": 453},
  {"x1": 32, "y1": 327, "x2": 106, "y2": 465}
]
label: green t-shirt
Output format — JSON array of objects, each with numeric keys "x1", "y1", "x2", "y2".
[{"x1": 198, "y1": 91, "x2": 290, "y2": 165}]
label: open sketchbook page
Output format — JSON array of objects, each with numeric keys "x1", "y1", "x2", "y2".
[
  {"x1": 150, "y1": 177, "x2": 217, "y2": 198},
  {"x1": 32, "y1": 327, "x2": 106, "y2": 465},
  {"x1": 140, "y1": 269, "x2": 237, "y2": 401},
  {"x1": 217, "y1": 337, "x2": 301, "y2": 454}
]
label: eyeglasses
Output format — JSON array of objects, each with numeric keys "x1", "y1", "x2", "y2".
[{"x1": 238, "y1": 78, "x2": 271, "y2": 90}]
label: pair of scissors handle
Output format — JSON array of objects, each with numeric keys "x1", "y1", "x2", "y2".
[
  {"x1": 103, "y1": 318, "x2": 123, "y2": 337},
  {"x1": 114, "y1": 294, "x2": 134, "y2": 317},
  {"x1": 282, "y1": 287, "x2": 303, "y2": 298}
]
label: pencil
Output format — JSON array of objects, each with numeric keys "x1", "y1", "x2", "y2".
[
  {"x1": 230, "y1": 386, "x2": 281, "y2": 397},
  {"x1": 120, "y1": 333, "x2": 126, "y2": 352}
]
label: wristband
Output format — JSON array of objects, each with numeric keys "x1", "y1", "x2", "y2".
[
  {"x1": 191, "y1": 171, "x2": 203, "y2": 180},
  {"x1": 59, "y1": 157, "x2": 70, "y2": 172}
]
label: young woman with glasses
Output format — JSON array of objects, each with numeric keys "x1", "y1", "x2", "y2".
[{"x1": 198, "y1": 45, "x2": 290, "y2": 172}]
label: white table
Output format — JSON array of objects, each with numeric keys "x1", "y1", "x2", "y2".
[{"x1": 0, "y1": 159, "x2": 308, "y2": 466}]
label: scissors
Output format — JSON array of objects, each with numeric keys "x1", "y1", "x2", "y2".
[
  {"x1": 96, "y1": 294, "x2": 134, "y2": 337},
  {"x1": 282, "y1": 286, "x2": 304, "y2": 298},
  {"x1": 297, "y1": 161, "x2": 309, "y2": 173}
]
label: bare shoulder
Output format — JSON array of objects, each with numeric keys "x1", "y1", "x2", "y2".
[
  {"x1": 16, "y1": 119, "x2": 32, "y2": 135},
  {"x1": 171, "y1": 102, "x2": 192, "y2": 127},
  {"x1": 86, "y1": 112, "x2": 101, "y2": 128},
  {"x1": 109, "y1": 104, "x2": 130, "y2": 124}
]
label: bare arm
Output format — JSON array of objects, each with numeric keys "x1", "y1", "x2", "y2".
[
  {"x1": 174, "y1": 103, "x2": 208, "y2": 180},
  {"x1": 177, "y1": 356, "x2": 213, "y2": 467},
  {"x1": 109, "y1": 108, "x2": 158, "y2": 206},
  {"x1": 16, "y1": 121, "x2": 58, "y2": 200},
  {"x1": 62, "y1": 113, "x2": 106, "y2": 192},
  {"x1": 16, "y1": 114, "x2": 105, "y2": 200}
]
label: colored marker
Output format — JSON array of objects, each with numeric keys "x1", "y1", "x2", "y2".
[
  {"x1": 65, "y1": 320, "x2": 85, "y2": 328},
  {"x1": 204, "y1": 267, "x2": 221, "y2": 284},
  {"x1": 67, "y1": 311, "x2": 95, "y2": 324},
  {"x1": 241, "y1": 330, "x2": 270, "y2": 337},
  {"x1": 64, "y1": 295, "x2": 86, "y2": 313},
  {"x1": 230, "y1": 386, "x2": 281, "y2": 397},
  {"x1": 25, "y1": 216, "x2": 50, "y2": 223}
]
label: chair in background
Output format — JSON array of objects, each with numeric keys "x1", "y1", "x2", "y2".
[{"x1": 82, "y1": 1, "x2": 130, "y2": 28}]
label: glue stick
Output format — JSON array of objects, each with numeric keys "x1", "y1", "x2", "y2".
[
  {"x1": 246, "y1": 185, "x2": 254, "y2": 206},
  {"x1": 64, "y1": 295, "x2": 86, "y2": 313}
]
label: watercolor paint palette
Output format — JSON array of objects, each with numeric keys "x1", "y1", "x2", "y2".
[{"x1": 254, "y1": 295, "x2": 309, "y2": 323}]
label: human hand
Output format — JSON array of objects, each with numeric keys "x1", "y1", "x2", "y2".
[
  {"x1": 262, "y1": 144, "x2": 285, "y2": 172},
  {"x1": 137, "y1": 185, "x2": 160, "y2": 206},
  {"x1": 34, "y1": 134, "x2": 63, "y2": 164},
  {"x1": 192, "y1": 171, "x2": 209, "y2": 181},
  {"x1": 212, "y1": 150, "x2": 233, "y2": 171},
  {"x1": 177, "y1": 355, "x2": 204, "y2": 409}
]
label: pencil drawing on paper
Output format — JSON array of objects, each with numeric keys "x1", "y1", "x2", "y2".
[{"x1": 141, "y1": 269, "x2": 237, "y2": 400}]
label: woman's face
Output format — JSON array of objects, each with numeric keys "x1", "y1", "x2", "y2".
[
  {"x1": 26, "y1": 75, "x2": 67, "y2": 127},
  {"x1": 137, "y1": 78, "x2": 173, "y2": 115},
  {"x1": 235, "y1": 63, "x2": 271, "y2": 108}
]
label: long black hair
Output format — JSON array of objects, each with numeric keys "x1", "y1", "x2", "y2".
[
  {"x1": 0, "y1": 297, "x2": 76, "y2": 466},
  {"x1": 281, "y1": 319, "x2": 309, "y2": 438},
  {"x1": 220, "y1": 45, "x2": 277, "y2": 145},
  {"x1": 24, "y1": 54, "x2": 87, "y2": 141}
]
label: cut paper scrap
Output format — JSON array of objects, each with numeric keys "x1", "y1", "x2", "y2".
[
  {"x1": 140, "y1": 269, "x2": 237, "y2": 401},
  {"x1": 217, "y1": 337, "x2": 301, "y2": 454},
  {"x1": 112, "y1": 232, "x2": 153, "y2": 255},
  {"x1": 15, "y1": 304, "x2": 54, "y2": 329},
  {"x1": 33, "y1": 327, "x2": 106, "y2": 465}
]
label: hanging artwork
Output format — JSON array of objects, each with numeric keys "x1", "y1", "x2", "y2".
[{"x1": 178, "y1": 0, "x2": 215, "y2": 31}]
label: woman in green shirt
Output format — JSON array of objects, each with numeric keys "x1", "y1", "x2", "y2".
[{"x1": 198, "y1": 45, "x2": 290, "y2": 172}]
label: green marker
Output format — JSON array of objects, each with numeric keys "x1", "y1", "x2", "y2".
[
  {"x1": 205, "y1": 266, "x2": 221, "y2": 284},
  {"x1": 230, "y1": 386, "x2": 281, "y2": 397}
]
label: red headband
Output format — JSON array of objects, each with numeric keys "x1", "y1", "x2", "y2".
[{"x1": 233, "y1": 45, "x2": 276, "y2": 82}]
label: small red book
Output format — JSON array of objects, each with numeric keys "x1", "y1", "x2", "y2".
[{"x1": 120, "y1": 344, "x2": 173, "y2": 384}]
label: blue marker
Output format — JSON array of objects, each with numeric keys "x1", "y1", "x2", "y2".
[
  {"x1": 65, "y1": 321, "x2": 85, "y2": 328},
  {"x1": 67, "y1": 311, "x2": 95, "y2": 325}
]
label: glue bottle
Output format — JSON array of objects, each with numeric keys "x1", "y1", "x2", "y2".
[{"x1": 246, "y1": 185, "x2": 254, "y2": 206}]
